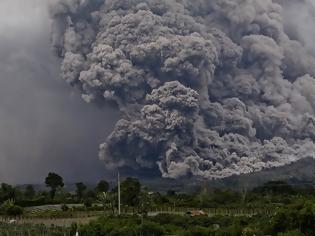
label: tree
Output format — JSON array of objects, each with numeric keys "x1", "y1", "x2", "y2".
[
  {"x1": 75, "y1": 182, "x2": 87, "y2": 201},
  {"x1": 138, "y1": 192, "x2": 152, "y2": 214},
  {"x1": 24, "y1": 184, "x2": 36, "y2": 199},
  {"x1": 83, "y1": 189, "x2": 96, "y2": 208},
  {"x1": 121, "y1": 177, "x2": 141, "y2": 207},
  {"x1": 151, "y1": 192, "x2": 168, "y2": 205},
  {"x1": 97, "y1": 192, "x2": 115, "y2": 214},
  {"x1": 0, "y1": 183, "x2": 16, "y2": 202},
  {"x1": 45, "y1": 172, "x2": 64, "y2": 200},
  {"x1": 96, "y1": 180, "x2": 109, "y2": 193}
]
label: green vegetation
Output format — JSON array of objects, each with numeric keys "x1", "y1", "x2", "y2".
[
  {"x1": 120, "y1": 177, "x2": 141, "y2": 207},
  {"x1": 2, "y1": 175, "x2": 315, "y2": 235},
  {"x1": 75, "y1": 182, "x2": 87, "y2": 201},
  {"x1": 45, "y1": 172, "x2": 64, "y2": 200},
  {"x1": 0, "y1": 199, "x2": 23, "y2": 217},
  {"x1": 96, "y1": 180, "x2": 109, "y2": 193},
  {"x1": 0, "y1": 222, "x2": 70, "y2": 236},
  {"x1": 72, "y1": 204, "x2": 315, "y2": 236}
]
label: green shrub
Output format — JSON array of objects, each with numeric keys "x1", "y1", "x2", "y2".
[
  {"x1": 84, "y1": 198, "x2": 93, "y2": 208},
  {"x1": 61, "y1": 204, "x2": 69, "y2": 212},
  {"x1": 242, "y1": 227, "x2": 257, "y2": 236},
  {"x1": 186, "y1": 226, "x2": 210, "y2": 236},
  {"x1": 153, "y1": 213, "x2": 187, "y2": 227},
  {"x1": 5, "y1": 205, "x2": 23, "y2": 216},
  {"x1": 110, "y1": 226, "x2": 137, "y2": 236},
  {"x1": 189, "y1": 216, "x2": 212, "y2": 227},
  {"x1": 16, "y1": 196, "x2": 46, "y2": 207},
  {"x1": 79, "y1": 222, "x2": 107, "y2": 236},
  {"x1": 138, "y1": 221, "x2": 164, "y2": 236}
]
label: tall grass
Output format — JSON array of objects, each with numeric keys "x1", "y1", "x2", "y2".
[{"x1": 0, "y1": 222, "x2": 71, "y2": 236}]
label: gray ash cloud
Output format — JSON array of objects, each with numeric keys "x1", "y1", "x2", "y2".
[{"x1": 49, "y1": 0, "x2": 315, "y2": 179}]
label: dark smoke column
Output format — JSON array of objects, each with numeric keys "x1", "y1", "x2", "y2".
[{"x1": 49, "y1": 0, "x2": 315, "y2": 179}]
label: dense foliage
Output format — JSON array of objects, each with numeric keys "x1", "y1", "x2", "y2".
[
  {"x1": 77, "y1": 203, "x2": 315, "y2": 236},
  {"x1": 2, "y1": 175, "x2": 315, "y2": 235}
]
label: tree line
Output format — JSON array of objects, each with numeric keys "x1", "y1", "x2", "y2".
[{"x1": 2, "y1": 173, "x2": 315, "y2": 218}]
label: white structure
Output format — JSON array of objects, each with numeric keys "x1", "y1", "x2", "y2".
[{"x1": 118, "y1": 172, "x2": 121, "y2": 215}]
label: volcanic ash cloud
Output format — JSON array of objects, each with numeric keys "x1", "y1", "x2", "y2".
[{"x1": 49, "y1": 0, "x2": 315, "y2": 179}]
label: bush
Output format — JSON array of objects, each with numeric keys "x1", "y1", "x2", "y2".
[
  {"x1": 138, "y1": 222, "x2": 164, "y2": 236},
  {"x1": 16, "y1": 196, "x2": 46, "y2": 207},
  {"x1": 186, "y1": 226, "x2": 209, "y2": 236},
  {"x1": 84, "y1": 199, "x2": 93, "y2": 208},
  {"x1": 61, "y1": 204, "x2": 69, "y2": 212},
  {"x1": 110, "y1": 226, "x2": 137, "y2": 236},
  {"x1": 70, "y1": 223, "x2": 78, "y2": 235},
  {"x1": 153, "y1": 214, "x2": 187, "y2": 227},
  {"x1": 189, "y1": 216, "x2": 212, "y2": 227},
  {"x1": 242, "y1": 227, "x2": 257, "y2": 236},
  {"x1": 6, "y1": 205, "x2": 23, "y2": 217}
]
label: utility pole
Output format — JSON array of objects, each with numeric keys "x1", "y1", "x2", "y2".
[{"x1": 118, "y1": 172, "x2": 121, "y2": 215}]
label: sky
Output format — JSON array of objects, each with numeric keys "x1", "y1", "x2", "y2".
[
  {"x1": 281, "y1": 0, "x2": 315, "y2": 54},
  {"x1": 0, "y1": 0, "x2": 119, "y2": 184}
]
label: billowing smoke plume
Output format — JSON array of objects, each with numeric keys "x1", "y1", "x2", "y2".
[{"x1": 49, "y1": 0, "x2": 315, "y2": 179}]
